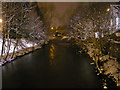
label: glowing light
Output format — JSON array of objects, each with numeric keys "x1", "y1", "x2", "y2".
[
  {"x1": 103, "y1": 86, "x2": 107, "y2": 89},
  {"x1": 0, "y1": 19, "x2": 2, "y2": 23},
  {"x1": 51, "y1": 26, "x2": 54, "y2": 30},
  {"x1": 49, "y1": 44, "x2": 56, "y2": 65},
  {"x1": 62, "y1": 36, "x2": 68, "y2": 39},
  {"x1": 107, "y1": 8, "x2": 110, "y2": 12}
]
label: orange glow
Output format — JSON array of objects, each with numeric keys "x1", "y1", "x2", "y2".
[
  {"x1": 49, "y1": 44, "x2": 56, "y2": 65},
  {"x1": 51, "y1": 26, "x2": 54, "y2": 30},
  {"x1": 107, "y1": 8, "x2": 110, "y2": 12}
]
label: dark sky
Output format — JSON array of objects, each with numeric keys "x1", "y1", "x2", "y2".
[
  {"x1": 38, "y1": 2, "x2": 81, "y2": 28},
  {"x1": 37, "y1": 2, "x2": 112, "y2": 29}
]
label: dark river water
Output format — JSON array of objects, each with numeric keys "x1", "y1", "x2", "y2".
[{"x1": 2, "y1": 39, "x2": 103, "y2": 88}]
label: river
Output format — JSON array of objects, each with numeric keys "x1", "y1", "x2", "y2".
[{"x1": 2, "y1": 39, "x2": 103, "y2": 88}]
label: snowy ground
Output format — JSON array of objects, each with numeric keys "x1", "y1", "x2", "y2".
[
  {"x1": 84, "y1": 42, "x2": 120, "y2": 87},
  {"x1": 0, "y1": 38, "x2": 37, "y2": 55},
  {"x1": 0, "y1": 38, "x2": 2, "y2": 54},
  {"x1": 0, "y1": 37, "x2": 43, "y2": 66}
]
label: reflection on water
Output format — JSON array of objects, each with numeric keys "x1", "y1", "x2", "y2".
[
  {"x1": 2, "y1": 40, "x2": 105, "y2": 88},
  {"x1": 49, "y1": 44, "x2": 56, "y2": 65}
]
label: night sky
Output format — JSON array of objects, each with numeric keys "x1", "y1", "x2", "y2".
[
  {"x1": 37, "y1": 2, "x2": 112, "y2": 29},
  {"x1": 38, "y1": 2, "x2": 81, "y2": 28}
]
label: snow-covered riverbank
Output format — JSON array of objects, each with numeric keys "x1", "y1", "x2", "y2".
[
  {"x1": 0, "y1": 38, "x2": 37, "y2": 55},
  {"x1": 82, "y1": 40, "x2": 120, "y2": 87},
  {"x1": 0, "y1": 38, "x2": 47, "y2": 66}
]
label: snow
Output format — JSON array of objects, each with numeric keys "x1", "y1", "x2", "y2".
[
  {"x1": 0, "y1": 36, "x2": 46, "y2": 66},
  {"x1": 0, "y1": 37, "x2": 38, "y2": 62},
  {"x1": 0, "y1": 2, "x2": 48, "y2": 66},
  {"x1": 0, "y1": 38, "x2": 37, "y2": 55},
  {"x1": 0, "y1": 36, "x2": 43, "y2": 66},
  {"x1": 0, "y1": 38, "x2": 3, "y2": 53},
  {"x1": 95, "y1": 32, "x2": 99, "y2": 38}
]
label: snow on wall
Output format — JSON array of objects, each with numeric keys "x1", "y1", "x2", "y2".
[
  {"x1": 0, "y1": 38, "x2": 38, "y2": 56},
  {"x1": 0, "y1": 38, "x2": 2, "y2": 54}
]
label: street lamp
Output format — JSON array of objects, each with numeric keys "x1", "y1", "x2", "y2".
[
  {"x1": 107, "y1": 8, "x2": 110, "y2": 12},
  {"x1": 0, "y1": 19, "x2": 2, "y2": 23},
  {"x1": 51, "y1": 26, "x2": 54, "y2": 30}
]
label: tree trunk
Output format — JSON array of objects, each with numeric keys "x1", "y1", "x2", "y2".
[
  {"x1": 0, "y1": 35, "x2": 5, "y2": 61},
  {"x1": 11, "y1": 39, "x2": 19, "y2": 59}
]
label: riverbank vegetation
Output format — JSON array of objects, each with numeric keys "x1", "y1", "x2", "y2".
[
  {"x1": 0, "y1": 2, "x2": 49, "y2": 66},
  {"x1": 67, "y1": 2, "x2": 120, "y2": 88}
]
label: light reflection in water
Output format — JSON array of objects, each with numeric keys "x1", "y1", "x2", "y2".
[{"x1": 49, "y1": 44, "x2": 56, "y2": 65}]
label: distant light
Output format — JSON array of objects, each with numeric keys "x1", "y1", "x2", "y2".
[
  {"x1": 103, "y1": 86, "x2": 107, "y2": 89},
  {"x1": 51, "y1": 26, "x2": 54, "y2": 30},
  {"x1": 0, "y1": 19, "x2": 2, "y2": 23},
  {"x1": 107, "y1": 8, "x2": 110, "y2": 12}
]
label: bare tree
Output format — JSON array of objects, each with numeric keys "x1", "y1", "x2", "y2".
[{"x1": 0, "y1": 2, "x2": 49, "y2": 62}]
